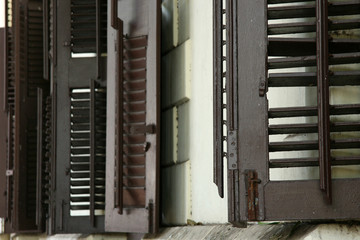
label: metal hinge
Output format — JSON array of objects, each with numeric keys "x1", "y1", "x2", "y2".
[
  {"x1": 246, "y1": 170, "x2": 261, "y2": 221},
  {"x1": 228, "y1": 131, "x2": 238, "y2": 170}
]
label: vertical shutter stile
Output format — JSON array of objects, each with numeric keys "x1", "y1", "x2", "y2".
[
  {"x1": 316, "y1": 0, "x2": 331, "y2": 203},
  {"x1": 213, "y1": 0, "x2": 225, "y2": 199}
]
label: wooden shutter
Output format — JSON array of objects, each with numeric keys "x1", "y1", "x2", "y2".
[
  {"x1": 53, "y1": 0, "x2": 107, "y2": 233},
  {"x1": 0, "y1": 0, "x2": 50, "y2": 233},
  {"x1": 0, "y1": 28, "x2": 7, "y2": 222},
  {"x1": 214, "y1": 0, "x2": 360, "y2": 224},
  {"x1": 105, "y1": 0, "x2": 161, "y2": 233}
]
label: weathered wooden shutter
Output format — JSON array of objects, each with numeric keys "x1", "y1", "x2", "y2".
[
  {"x1": 214, "y1": 0, "x2": 360, "y2": 224},
  {"x1": 0, "y1": 27, "x2": 7, "y2": 225},
  {"x1": 53, "y1": 0, "x2": 107, "y2": 233},
  {"x1": 0, "y1": 0, "x2": 49, "y2": 233},
  {"x1": 105, "y1": 0, "x2": 160, "y2": 233}
]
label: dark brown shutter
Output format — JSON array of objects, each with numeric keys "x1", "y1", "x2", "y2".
[
  {"x1": 215, "y1": 0, "x2": 360, "y2": 223},
  {"x1": 1, "y1": 0, "x2": 49, "y2": 232},
  {"x1": 53, "y1": 0, "x2": 107, "y2": 233},
  {"x1": 0, "y1": 28, "x2": 7, "y2": 221},
  {"x1": 2, "y1": 1, "x2": 15, "y2": 232},
  {"x1": 105, "y1": 0, "x2": 160, "y2": 233}
]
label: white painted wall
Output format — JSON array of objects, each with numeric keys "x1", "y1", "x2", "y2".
[{"x1": 189, "y1": 0, "x2": 228, "y2": 223}]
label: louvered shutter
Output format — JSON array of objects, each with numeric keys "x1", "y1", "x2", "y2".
[
  {"x1": 2, "y1": 1, "x2": 15, "y2": 232},
  {"x1": 53, "y1": 0, "x2": 107, "y2": 233},
  {"x1": 0, "y1": 0, "x2": 49, "y2": 232},
  {"x1": 214, "y1": 0, "x2": 360, "y2": 224},
  {"x1": 0, "y1": 28, "x2": 7, "y2": 222},
  {"x1": 105, "y1": 0, "x2": 160, "y2": 233}
]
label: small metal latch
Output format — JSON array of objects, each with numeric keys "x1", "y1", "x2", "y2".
[
  {"x1": 246, "y1": 170, "x2": 261, "y2": 221},
  {"x1": 6, "y1": 169, "x2": 13, "y2": 176},
  {"x1": 259, "y1": 80, "x2": 267, "y2": 97}
]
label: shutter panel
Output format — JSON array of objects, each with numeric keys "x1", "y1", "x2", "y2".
[
  {"x1": 2, "y1": 1, "x2": 15, "y2": 232},
  {"x1": 5, "y1": 0, "x2": 49, "y2": 232},
  {"x1": 217, "y1": 0, "x2": 360, "y2": 223},
  {"x1": 105, "y1": 0, "x2": 160, "y2": 233},
  {"x1": 53, "y1": 0, "x2": 107, "y2": 233},
  {"x1": 0, "y1": 28, "x2": 7, "y2": 220}
]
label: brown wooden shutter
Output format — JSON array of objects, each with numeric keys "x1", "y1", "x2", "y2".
[
  {"x1": 0, "y1": 28, "x2": 7, "y2": 222},
  {"x1": 53, "y1": 0, "x2": 107, "y2": 233},
  {"x1": 215, "y1": 0, "x2": 360, "y2": 224},
  {"x1": 105, "y1": 0, "x2": 161, "y2": 233},
  {"x1": 2, "y1": 1, "x2": 15, "y2": 232},
  {"x1": 0, "y1": 0, "x2": 50, "y2": 233}
]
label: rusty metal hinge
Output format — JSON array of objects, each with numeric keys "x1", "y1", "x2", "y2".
[{"x1": 246, "y1": 170, "x2": 261, "y2": 221}]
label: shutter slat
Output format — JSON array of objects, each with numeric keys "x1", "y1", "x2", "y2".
[
  {"x1": 270, "y1": 138, "x2": 360, "y2": 152},
  {"x1": 268, "y1": 0, "x2": 313, "y2": 4},
  {"x1": 270, "y1": 156, "x2": 360, "y2": 168},
  {"x1": 269, "y1": 18, "x2": 360, "y2": 35},
  {"x1": 268, "y1": 38, "x2": 360, "y2": 56},
  {"x1": 268, "y1": 71, "x2": 360, "y2": 87},
  {"x1": 269, "y1": 122, "x2": 360, "y2": 134},
  {"x1": 268, "y1": 52, "x2": 360, "y2": 69},
  {"x1": 269, "y1": 104, "x2": 360, "y2": 118},
  {"x1": 268, "y1": 1, "x2": 360, "y2": 20},
  {"x1": 269, "y1": 140, "x2": 319, "y2": 152}
]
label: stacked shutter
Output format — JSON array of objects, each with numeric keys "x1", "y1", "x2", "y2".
[{"x1": 1, "y1": 0, "x2": 160, "y2": 235}]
